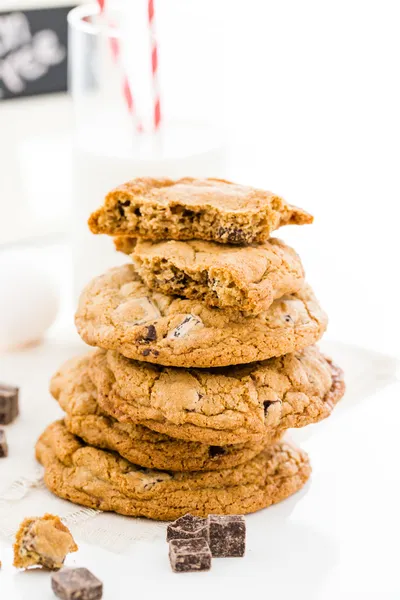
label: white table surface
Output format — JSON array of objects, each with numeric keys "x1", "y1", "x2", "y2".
[{"x1": 0, "y1": 336, "x2": 399, "y2": 600}]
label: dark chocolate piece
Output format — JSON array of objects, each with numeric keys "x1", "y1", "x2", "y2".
[
  {"x1": 263, "y1": 400, "x2": 274, "y2": 413},
  {"x1": 51, "y1": 568, "x2": 103, "y2": 600},
  {"x1": 169, "y1": 538, "x2": 211, "y2": 573},
  {"x1": 0, "y1": 384, "x2": 19, "y2": 425},
  {"x1": 217, "y1": 226, "x2": 248, "y2": 244},
  {"x1": 138, "y1": 325, "x2": 157, "y2": 343},
  {"x1": 209, "y1": 446, "x2": 225, "y2": 458},
  {"x1": 208, "y1": 515, "x2": 246, "y2": 557},
  {"x1": 167, "y1": 513, "x2": 208, "y2": 542},
  {"x1": 0, "y1": 429, "x2": 8, "y2": 458},
  {"x1": 144, "y1": 325, "x2": 157, "y2": 341}
]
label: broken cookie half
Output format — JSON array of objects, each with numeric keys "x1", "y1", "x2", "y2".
[{"x1": 13, "y1": 513, "x2": 78, "y2": 570}]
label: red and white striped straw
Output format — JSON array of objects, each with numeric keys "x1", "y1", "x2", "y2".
[
  {"x1": 148, "y1": 0, "x2": 161, "y2": 131},
  {"x1": 97, "y1": 0, "x2": 143, "y2": 132}
]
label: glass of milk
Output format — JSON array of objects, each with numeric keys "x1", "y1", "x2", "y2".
[{"x1": 68, "y1": 3, "x2": 226, "y2": 297}]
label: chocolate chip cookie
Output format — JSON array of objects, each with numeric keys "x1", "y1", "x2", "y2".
[
  {"x1": 36, "y1": 421, "x2": 311, "y2": 520},
  {"x1": 52, "y1": 346, "x2": 344, "y2": 446},
  {"x1": 75, "y1": 264, "x2": 327, "y2": 368},
  {"x1": 88, "y1": 177, "x2": 313, "y2": 244},
  {"x1": 114, "y1": 237, "x2": 305, "y2": 316},
  {"x1": 51, "y1": 355, "x2": 271, "y2": 471}
]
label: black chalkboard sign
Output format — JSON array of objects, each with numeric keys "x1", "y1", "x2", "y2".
[{"x1": 0, "y1": 6, "x2": 75, "y2": 100}]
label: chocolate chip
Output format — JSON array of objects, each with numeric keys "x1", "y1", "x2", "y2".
[
  {"x1": 140, "y1": 324, "x2": 157, "y2": 343},
  {"x1": 0, "y1": 430, "x2": 8, "y2": 458},
  {"x1": 218, "y1": 226, "x2": 248, "y2": 244},
  {"x1": 182, "y1": 209, "x2": 195, "y2": 220},
  {"x1": 263, "y1": 400, "x2": 274, "y2": 414},
  {"x1": 116, "y1": 200, "x2": 130, "y2": 217},
  {"x1": 169, "y1": 538, "x2": 211, "y2": 573},
  {"x1": 137, "y1": 325, "x2": 157, "y2": 346},
  {"x1": 51, "y1": 568, "x2": 103, "y2": 600},
  {"x1": 209, "y1": 446, "x2": 225, "y2": 459},
  {"x1": 167, "y1": 513, "x2": 208, "y2": 542},
  {"x1": 0, "y1": 384, "x2": 19, "y2": 425},
  {"x1": 142, "y1": 348, "x2": 159, "y2": 358},
  {"x1": 133, "y1": 207, "x2": 141, "y2": 216},
  {"x1": 208, "y1": 515, "x2": 246, "y2": 557}
]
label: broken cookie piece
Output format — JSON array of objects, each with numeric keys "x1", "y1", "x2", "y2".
[
  {"x1": 0, "y1": 383, "x2": 19, "y2": 425},
  {"x1": 116, "y1": 237, "x2": 305, "y2": 316},
  {"x1": 208, "y1": 515, "x2": 246, "y2": 557},
  {"x1": 169, "y1": 538, "x2": 212, "y2": 573},
  {"x1": 51, "y1": 568, "x2": 103, "y2": 600},
  {"x1": 167, "y1": 513, "x2": 208, "y2": 542},
  {"x1": 88, "y1": 177, "x2": 313, "y2": 244},
  {"x1": 13, "y1": 514, "x2": 78, "y2": 570}
]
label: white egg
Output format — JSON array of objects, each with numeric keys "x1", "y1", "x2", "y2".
[{"x1": 0, "y1": 250, "x2": 59, "y2": 350}]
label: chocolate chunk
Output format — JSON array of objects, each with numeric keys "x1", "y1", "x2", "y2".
[
  {"x1": 51, "y1": 568, "x2": 103, "y2": 600},
  {"x1": 169, "y1": 538, "x2": 211, "y2": 573},
  {"x1": 142, "y1": 348, "x2": 159, "y2": 357},
  {"x1": 217, "y1": 226, "x2": 248, "y2": 244},
  {"x1": 0, "y1": 384, "x2": 19, "y2": 425},
  {"x1": 167, "y1": 314, "x2": 203, "y2": 339},
  {"x1": 167, "y1": 513, "x2": 208, "y2": 542},
  {"x1": 0, "y1": 429, "x2": 8, "y2": 458},
  {"x1": 208, "y1": 515, "x2": 246, "y2": 557},
  {"x1": 263, "y1": 400, "x2": 274, "y2": 413},
  {"x1": 140, "y1": 324, "x2": 157, "y2": 342},
  {"x1": 117, "y1": 199, "x2": 130, "y2": 216},
  {"x1": 209, "y1": 446, "x2": 225, "y2": 459}
]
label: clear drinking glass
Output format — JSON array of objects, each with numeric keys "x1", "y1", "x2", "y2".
[{"x1": 68, "y1": 2, "x2": 226, "y2": 296}]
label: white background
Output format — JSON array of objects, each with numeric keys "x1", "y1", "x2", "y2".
[{"x1": 1, "y1": 0, "x2": 399, "y2": 353}]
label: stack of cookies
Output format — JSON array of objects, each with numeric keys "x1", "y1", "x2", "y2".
[{"x1": 36, "y1": 178, "x2": 345, "y2": 521}]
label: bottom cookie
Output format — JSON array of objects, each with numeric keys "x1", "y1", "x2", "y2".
[{"x1": 36, "y1": 421, "x2": 311, "y2": 521}]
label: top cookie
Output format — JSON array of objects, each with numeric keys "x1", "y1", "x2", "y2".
[
  {"x1": 75, "y1": 264, "x2": 327, "y2": 368},
  {"x1": 114, "y1": 237, "x2": 305, "y2": 316},
  {"x1": 88, "y1": 177, "x2": 313, "y2": 244}
]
